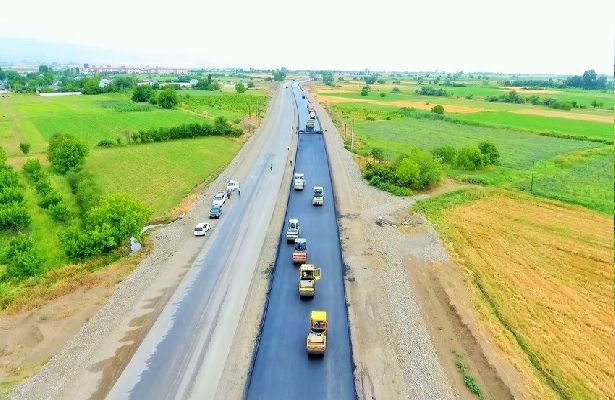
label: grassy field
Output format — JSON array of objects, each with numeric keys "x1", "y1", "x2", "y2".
[
  {"x1": 0, "y1": 93, "x2": 209, "y2": 154},
  {"x1": 87, "y1": 137, "x2": 241, "y2": 218},
  {"x1": 179, "y1": 90, "x2": 268, "y2": 122},
  {"x1": 415, "y1": 189, "x2": 614, "y2": 400}
]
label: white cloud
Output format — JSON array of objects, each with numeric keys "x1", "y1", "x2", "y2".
[{"x1": 0, "y1": 0, "x2": 612, "y2": 73}]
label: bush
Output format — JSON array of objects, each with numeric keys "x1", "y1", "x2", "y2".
[
  {"x1": 416, "y1": 86, "x2": 448, "y2": 96},
  {"x1": 66, "y1": 170, "x2": 101, "y2": 214},
  {"x1": 360, "y1": 86, "x2": 369, "y2": 96},
  {"x1": 0, "y1": 203, "x2": 30, "y2": 230},
  {"x1": 431, "y1": 104, "x2": 444, "y2": 114},
  {"x1": 370, "y1": 147, "x2": 385, "y2": 161},
  {"x1": 478, "y1": 142, "x2": 500, "y2": 165},
  {"x1": 379, "y1": 92, "x2": 386, "y2": 97},
  {"x1": 19, "y1": 142, "x2": 31, "y2": 154},
  {"x1": 97, "y1": 139, "x2": 115, "y2": 148},
  {"x1": 0, "y1": 166, "x2": 20, "y2": 189},
  {"x1": 61, "y1": 194, "x2": 152, "y2": 260},
  {"x1": 22, "y1": 159, "x2": 42, "y2": 176},
  {"x1": 235, "y1": 82, "x2": 246, "y2": 93},
  {"x1": 0, "y1": 147, "x2": 6, "y2": 164},
  {"x1": 3, "y1": 233, "x2": 44, "y2": 280},
  {"x1": 432, "y1": 145, "x2": 457, "y2": 165},
  {"x1": 455, "y1": 146, "x2": 484, "y2": 170},
  {"x1": 47, "y1": 133, "x2": 89, "y2": 174},
  {"x1": 131, "y1": 120, "x2": 242, "y2": 144},
  {"x1": 48, "y1": 201, "x2": 70, "y2": 222},
  {"x1": 391, "y1": 87, "x2": 400, "y2": 93},
  {"x1": 132, "y1": 85, "x2": 154, "y2": 102},
  {"x1": 0, "y1": 187, "x2": 24, "y2": 204},
  {"x1": 158, "y1": 88, "x2": 178, "y2": 109},
  {"x1": 38, "y1": 190, "x2": 62, "y2": 209}
]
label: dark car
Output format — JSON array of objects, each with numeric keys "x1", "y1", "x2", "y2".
[{"x1": 209, "y1": 204, "x2": 222, "y2": 219}]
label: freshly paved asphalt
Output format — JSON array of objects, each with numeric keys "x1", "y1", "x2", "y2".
[
  {"x1": 106, "y1": 85, "x2": 295, "y2": 400},
  {"x1": 245, "y1": 84, "x2": 355, "y2": 399}
]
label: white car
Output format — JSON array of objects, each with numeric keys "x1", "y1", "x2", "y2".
[
  {"x1": 227, "y1": 180, "x2": 240, "y2": 192},
  {"x1": 193, "y1": 222, "x2": 210, "y2": 236},
  {"x1": 212, "y1": 191, "x2": 226, "y2": 206}
]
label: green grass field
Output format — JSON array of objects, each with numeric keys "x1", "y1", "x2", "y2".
[
  {"x1": 349, "y1": 117, "x2": 612, "y2": 213},
  {"x1": 180, "y1": 91, "x2": 268, "y2": 122},
  {"x1": 0, "y1": 93, "x2": 208, "y2": 154},
  {"x1": 87, "y1": 137, "x2": 241, "y2": 217}
]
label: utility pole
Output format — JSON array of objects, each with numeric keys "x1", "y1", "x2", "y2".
[{"x1": 530, "y1": 160, "x2": 535, "y2": 194}]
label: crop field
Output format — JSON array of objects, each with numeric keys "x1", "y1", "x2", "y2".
[
  {"x1": 87, "y1": 137, "x2": 241, "y2": 218},
  {"x1": 415, "y1": 189, "x2": 614, "y2": 400},
  {"x1": 0, "y1": 93, "x2": 209, "y2": 153},
  {"x1": 179, "y1": 90, "x2": 268, "y2": 122}
]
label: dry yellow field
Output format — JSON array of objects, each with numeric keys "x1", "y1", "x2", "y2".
[
  {"x1": 438, "y1": 193, "x2": 613, "y2": 399},
  {"x1": 315, "y1": 94, "x2": 486, "y2": 114},
  {"x1": 512, "y1": 108, "x2": 613, "y2": 123}
]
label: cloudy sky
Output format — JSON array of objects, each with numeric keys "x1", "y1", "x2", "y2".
[{"x1": 1, "y1": 0, "x2": 613, "y2": 74}]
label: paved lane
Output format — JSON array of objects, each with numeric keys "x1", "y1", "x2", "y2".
[
  {"x1": 246, "y1": 84, "x2": 355, "y2": 400},
  {"x1": 107, "y1": 85, "x2": 295, "y2": 400}
]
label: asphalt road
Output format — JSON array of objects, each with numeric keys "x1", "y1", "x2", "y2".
[
  {"x1": 106, "y1": 86, "x2": 295, "y2": 400},
  {"x1": 245, "y1": 84, "x2": 356, "y2": 399}
]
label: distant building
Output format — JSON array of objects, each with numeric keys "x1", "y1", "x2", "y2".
[
  {"x1": 189, "y1": 79, "x2": 198, "y2": 86},
  {"x1": 99, "y1": 78, "x2": 112, "y2": 88},
  {"x1": 49, "y1": 81, "x2": 62, "y2": 91}
]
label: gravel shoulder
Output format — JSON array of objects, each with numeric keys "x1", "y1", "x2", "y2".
[
  {"x1": 10, "y1": 85, "x2": 283, "y2": 400},
  {"x1": 306, "y1": 84, "x2": 458, "y2": 400}
]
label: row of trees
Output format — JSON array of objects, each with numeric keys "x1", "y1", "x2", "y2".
[
  {"x1": 23, "y1": 159, "x2": 70, "y2": 222},
  {"x1": 432, "y1": 142, "x2": 500, "y2": 170}
]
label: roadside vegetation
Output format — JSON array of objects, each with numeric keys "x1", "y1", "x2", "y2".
[
  {"x1": 316, "y1": 74, "x2": 613, "y2": 214},
  {"x1": 0, "y1": 70, "x2": 271, "y2": 310}
]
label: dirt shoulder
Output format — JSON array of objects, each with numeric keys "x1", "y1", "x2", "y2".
[
  {"x1": 307, "y1": 83, "x2": 517, "y2": 400},
  {"x1": 7, "y1": 85, "x2": 281, "y2": 400}
]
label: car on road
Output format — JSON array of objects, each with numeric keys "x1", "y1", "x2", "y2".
[
  {"x1": 209, "y1": 204, "x2": 223, "y2": 219},
  {"x1": 193, "y1": 222, "x2": 210, "y2": 236},
  {"x1": 294, "y1": 173, "x2": 305, "y2": 190},
  {"x1": 226, "y1": 180, "x2": 240, "y2": 192},
  {"x1": 212, "y1": 191, "x2": 226, "y2": 206},
  {"x1": 312, "y1": 186, "x2": 324, "y2": 206}
]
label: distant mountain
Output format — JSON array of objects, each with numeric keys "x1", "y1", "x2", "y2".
[{"x1": 0, "y1": 37, "x2": 154, "y2": 66}]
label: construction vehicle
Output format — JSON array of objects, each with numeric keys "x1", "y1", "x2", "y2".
[
  {"x1": 312, "y1": 186, "x2": 324, "y2": 206},
  {"x1": 294, "y1": 173, "x2": 305, "y2": 190},
  {"x1": 306, "y1": 311, "x2": 327, "y2": 355},
  {"x1": 298, "y1": 264, "x2": 321, "y2": 297},
  {"x1": 286, "y1": 218, "x2": 300, "y2": 243},
  {"x1": 293, "y1": 238, "x2": 307, "y2": 264},
  {"x1": 306, "y1": 119, "x2": 315, "y2": 131}
]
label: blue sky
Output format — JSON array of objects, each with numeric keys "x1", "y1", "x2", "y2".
[{"x1": 0, "y1": 0, "x2": 613, "y2": 74}]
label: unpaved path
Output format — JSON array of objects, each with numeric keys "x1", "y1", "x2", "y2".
[{"x1": 307, "y1": 83, "x2": 516, "y2": 400}]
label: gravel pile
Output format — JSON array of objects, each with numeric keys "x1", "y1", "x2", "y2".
[
  {"x1": 309, "y1": 86, "x2": 457, "y2": 399},
  {"x1": 11, "y1": 88, "x2": 279, "y2": 400}
]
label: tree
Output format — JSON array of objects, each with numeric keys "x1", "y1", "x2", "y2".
[
  {"x1": 272, "y1": 68, "x2": 287, "y2": 82},
  {"x1": 19, "y1": 142, "x2": 31, "y2": 154},
  {"x1": 235, "y1": 82, "x2": 246, "y2": 93},
  {"x1": 4, "y1": 233, "x2": 44, "y2": 279},
  {"x1": 431, "y1": 104, "x2": 444, "y2": 114},
  {"x1": 132, "y1": 85, "x2": 154, "y2": 102},
  {"x1": 478, "y1": 142, "x2": 500, "y2": 165},
  {"x1": 360, "y1": 86, "x2": 369, "y2": 96},
  {"x1": 322, "y1": 71, "x2": 335, "y2": 86},
  {"x1": 364, "y1": 75, "x2": 378, "y2": 84},
  {"x1": 158, "y1": 88, "x2": 178, "y2": 109},
  {"x1": 38, "y1": 65, "x2": 50, "y2": 73},
  {"x1": 247, "y1": 80, "x2": 255, "y2": 88},
  {"x1": 82, "y1": 77, "x2": 101, "y2": 95},
  {"x1": 455, "y1": 146, "x2": 484, "y2": 170},
  {"x1": 47, "y1": 133, "x2": 89, "y2": 174},
  {"x1": 582, "y1": 69, "x2": 597, "y2": 89}
]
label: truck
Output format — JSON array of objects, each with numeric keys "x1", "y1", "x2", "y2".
[
  {"x1": 294, "y1": 173, "x2": 305, "y2": 190},
  {"x1": 292, "y1": 238, "x2": 307, "y2": 264},
  {"x1": 312, "y1": 186, "x2": 324, "y2": 206},
  {"x1": 306, "y1": 310, "x2": 327, "y2": 355},
  {"x1": 286, "y1": 218, "x2": 300, "y2": 243},
  {"x1": 306, "y1": 119, "x2": 315, "y2": 131},
  {"x1": 298, "y1": 264, "x2": 321, "y2": 297}
]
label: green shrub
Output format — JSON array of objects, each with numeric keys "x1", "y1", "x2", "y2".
[
  {"x1": 391, "y1": 87, "x2": 401, "y2": 93},
  {"x1": 380, "y1": 92, "x2": 386, "y2": 97},
  {"x1": 47, "y1": 133, "x2": 89, "y2": 174},
  {"x1": 0, "y1": 147, "x2": 6, "y2": 164},
  {"x1": 455, "y1": 146, "x2": 484, "y2": 170},
  {"x1": 38, "y1": 190, "x2": 62, "y2": 209},
  {"x1": 478, "y1": 142, "x2": 500, "y2": 165},
  {"x1": 19, "y1": 142, "x2": 31, "y2": 154},
  {"x1": 158, "y1": 87, "x2": 178, "y2": 109},
  {"x1": 432, "y1": 145, "x2": 457, "y2": 165},
  {"x1": 66, "y1": 170, "x2": 101, "y2": 214},
  {"x1": 61, "y1": 194, "x2": 152, "y2": 260},
  {"x1": 22, "y1": 159, "x2": 42, "y2": 176},
  {"x1": 3, "y1": 233, "x2": 44, "y2": 280},
  {"x1": 431, "y1": 104, "x2": 445, "y2": 114},
  {"x1": 416, "y1": 86, "x2": 448, "y2": 96},
  {"x1": 0, "y1": 187, "x2": 24, "y2": 204},
  {"x1": 360, "y1": 86, "x2": 369, "y2": 96},
  {"x1": 48, "y1": 201, "x2": 70, "y2": 222},
  {"x1": 0, "y1": 166, "x2": 20, "y2": 189},
  {"x1": 131, "y1": 85, "x2": 155, "y2": 102},
  {"x1": 0, "y1": 204, "x2": 30, "y2": 230},
  {"x1": 97, "y1": 139, "x2": 115, "y2": 148}
]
